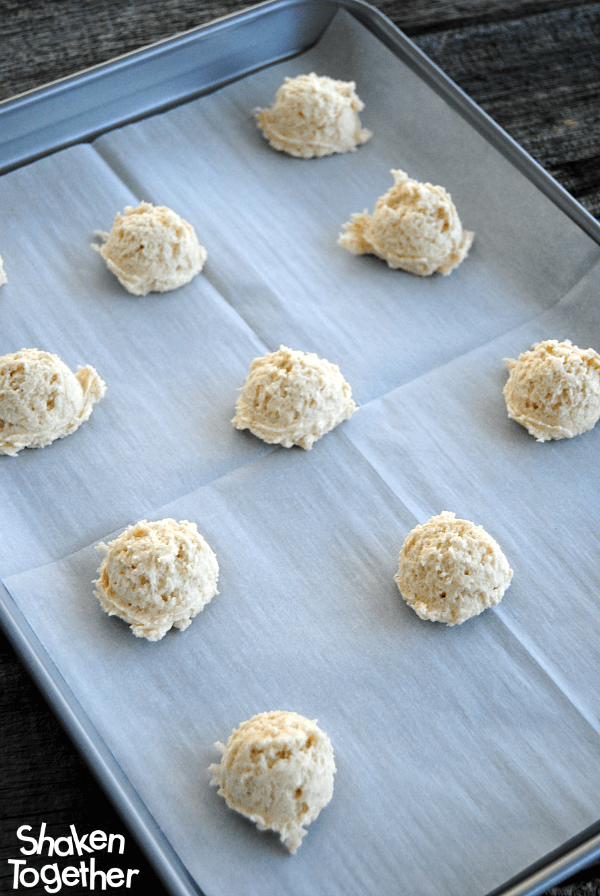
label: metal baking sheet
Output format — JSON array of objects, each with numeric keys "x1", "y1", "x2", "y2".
[{"x1": 2, "y1": 2, "x2": 600, "y2": 895}]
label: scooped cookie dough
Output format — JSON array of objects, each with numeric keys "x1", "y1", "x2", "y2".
[
  {"x1": 395, "y1": 511, "x2": 513, "y2": 625},
  {"x1": 210, "y1": 710, "x2": 335, "y2": 854},
  {"x1": 503, "y1": 339, "x2": 600, "y2": 441},
  {"x1": 94, "y1": 518, "x2": 219, "y2": 641},
  {"x1": 92, "y1": 202, "x2": 207, "y2": 296},
  {"x1": 232, "y1": 345, "x2": 356, "y2": 450},
  {"x1": 255, "y1": 72, "x2": 372, "y2": 158},
  {"x1": 338, "y1": 169, "x2": 474, "y2": 276},
  {"x1": 0, "y1": 348, "x2": 106, "y2": 456},
  {"x1": 0, "y1": 253, "x2": 6, "y2": 288}
]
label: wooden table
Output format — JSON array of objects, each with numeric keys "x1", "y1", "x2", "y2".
[{"x1": 1, "y1": 2, "x2": 599, "y2": 894}]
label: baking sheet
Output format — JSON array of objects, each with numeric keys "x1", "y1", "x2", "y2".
[{"x1": 1, "y1": 6, "x2": 600, "y2": 896}]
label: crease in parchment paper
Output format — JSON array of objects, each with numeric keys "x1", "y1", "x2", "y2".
[{"x1": 1, "y1": 9, "x2": 600, "y2": 896}]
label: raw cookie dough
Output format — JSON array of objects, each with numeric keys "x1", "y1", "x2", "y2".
[
  {"x1": 0, "y1": 348, "x2": 106, "y2": 456},
  {"x1": 0, "y1": 253, "x2": 6, "y2": 287},
  {"x1": 395, "y1": 511, "x2": 513, "y2": 625},
  {"x1": 232, "y1": 345, "x2": 356, "y2": 449},
  {"x1": 92, "y1": 202, "x2": 207, "y2": 296},
  {"x1": 338, "y1": 169, "x2": 474, "y2": 276},
  {"x1": 503, "y1": 339, "x2": 600, "y2": 441},
  {"x1": 210, "y1": 710, "x2": 335, "y2": 853},
  {"x1": 94, "y1": 518, "x2": 219, "y2": 641},
  {"x1": 255, "y1": 72, "x2": 372, "y2": 158}
]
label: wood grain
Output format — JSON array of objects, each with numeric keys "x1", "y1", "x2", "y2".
[{"x1": 1, "y1": 2, "x2": 599, "y2": 894}]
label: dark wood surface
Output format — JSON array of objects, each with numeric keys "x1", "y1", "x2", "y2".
[{"x1": 1, "y1": 2, "x2": 599, "y2": 894}]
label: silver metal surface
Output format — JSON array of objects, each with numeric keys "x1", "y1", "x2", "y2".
[
  {"x1": 1, "y1": 2, "x2": 599, "y2": 894},
  {"x1": 0, "y1": 0, "x2": 336, "y2": 175}
]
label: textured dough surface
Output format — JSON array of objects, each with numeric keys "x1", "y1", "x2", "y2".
[
  {"x1": 232, "y1": 345, "x2": 356, "y2": 450},
  {"x1": 338, "y1": 169, "x2": 474, "y2": 276},
  {"x1": 503, "y1": 339, "x2": 600, "y2": 441},
  {"x1": 92, "y1": 202, "x2": 207, "y2": 296},
  {"x1": 0, "y1": 348, "x2": 106, "y2": 456},
  {"x1": 94, "y1": 518, "x2": 219, "y2": 641},
  {"x1": 395, "y1": 511, "x2": 513, "y2": 625},
  {"x1": 210, "y1": 710, "x2": 335, "y2": 853},
  {"x1": 255, "y1": 72, "x2": 372, "y2": 159}
]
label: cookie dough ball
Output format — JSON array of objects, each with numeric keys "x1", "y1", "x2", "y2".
[
  {"x1": 255, "y1": 72, "x2": 372, "y2": 159},
  {"x1": 232, "y1": 345, "x2": 356, "y2": 450},
  {"x1": 338, "y1": 169, "x2": 474, "y2": 276},
  {"x1": 0, "y1": 348, "x2": 106, "y2": 456},
  {"x1": 210, "y1": 710, "x2": 335, "y2": 854},
  {"x1": 503, "y1": 339, "x2": 600, "y2": 441},
  {"x1": 0, "y1": 253, "x2": 6, "y2": 288},
  {"x1": 395, "y1": 511, "x2": 513, "y2": 625},
  {"x1": 92, "y1": 202, "x2": 207, "y2": 296},
  {"x1": 94, "y1": 518, "x2": 219, "y2": 641}
]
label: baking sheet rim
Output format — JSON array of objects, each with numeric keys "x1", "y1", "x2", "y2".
[{"x1": 2, "y1": 2, "x2": 600, "y2": 895}]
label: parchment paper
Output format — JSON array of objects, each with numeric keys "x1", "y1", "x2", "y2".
[{"x1": 2, "y1": 9, "x2": 600, "y2": 896}]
